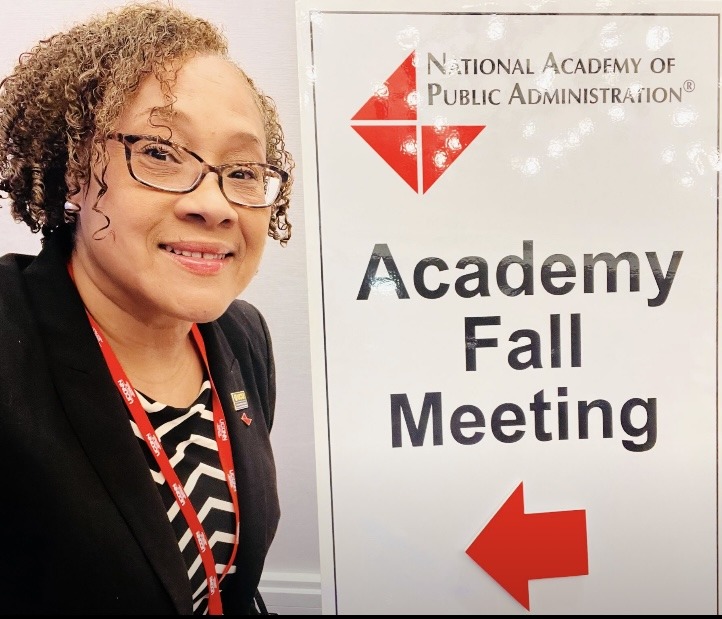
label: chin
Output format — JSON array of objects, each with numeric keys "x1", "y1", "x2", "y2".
[
  {"x1": 175, "y1": 300, "x2": 234, "y2": 324},
  {"x1": 190, "y1": 307, "x2": 231, "y2": 324}
]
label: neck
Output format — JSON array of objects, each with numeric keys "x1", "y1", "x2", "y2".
[{"x1": 69, "y1": 254, "x2": 204, "y2": 407}]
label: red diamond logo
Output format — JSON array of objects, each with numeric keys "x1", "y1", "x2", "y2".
[
  {"x1": 352, "y1": 125, "x2": 418, "y2": 190},
  {"x1": 351, "y1": 52, "x2": 485, "y2": 194}
]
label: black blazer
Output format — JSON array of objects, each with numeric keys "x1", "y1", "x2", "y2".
[{"x1": 0, "y1": 233, "x2": 280, "y2": 614}]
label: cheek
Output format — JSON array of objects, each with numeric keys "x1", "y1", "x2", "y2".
[
  {"x1": 78, "y1": 179, "x2": 169, "y2": 244},
  {"x1": 242, "y1": 211, "x2": 272, "y2": 249},
  {"x1": 75, "y1": 205, "x2": 112, "y2": 244},
  {"x1": 74, "y1": 195, "x2": 129, "y2": 244}
]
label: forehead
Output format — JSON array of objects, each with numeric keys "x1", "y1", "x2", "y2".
[{"x1": 116, "y1": 55, "x2": 266, "y2": 154}]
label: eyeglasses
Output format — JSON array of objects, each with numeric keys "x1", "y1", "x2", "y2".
[{"x1": 108, "y1": 133, "x2": 288, "y2": 208}]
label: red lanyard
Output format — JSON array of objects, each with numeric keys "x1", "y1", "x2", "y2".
[{"x1": 69, "y1": 267, "x2": 240, "y2": 614}]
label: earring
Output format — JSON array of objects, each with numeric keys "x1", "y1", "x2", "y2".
[
  {"x1": 63, "y1": 200, "x2": 81, "y2": 224},
  {"x1": 63, "y1": 200, "x2": 81, "y2": 213}
]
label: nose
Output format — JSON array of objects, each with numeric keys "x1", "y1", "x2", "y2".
[{"x1": 173, "y1": 172, "x2": 237, "y2": 227}]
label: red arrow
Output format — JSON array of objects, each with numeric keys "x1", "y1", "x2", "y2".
[{"x1": 466, "y1": 482, "x2": 588, "y2": 611}]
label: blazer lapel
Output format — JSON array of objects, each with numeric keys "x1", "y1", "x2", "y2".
[
  {"x1": 23, "y1": 238, "x2": 193, "y2": 614},
  {"x1": 198, "y1": 320, "x2": 276, "y2": 561},
  {"x1": 198, "y1": 320, "x2": 255, "y2": 483}
]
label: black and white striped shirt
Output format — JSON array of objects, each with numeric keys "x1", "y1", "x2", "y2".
[{"x1": 131, "y1": 380, "x2": 237, "y2": 615}]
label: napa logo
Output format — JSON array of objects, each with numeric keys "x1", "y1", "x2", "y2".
[
  {"x1": 146, "y1": 433, "x2": 162, "y2": 457},
  {"x1": 118, "y1": 379, "x2": 135, "y2": 405},
  {"x1": 172, "y1": 482, "x2": 187, "y2": 506},
  {"x1": 351, "y1": 51, "x2": 485, "y2": 194}
]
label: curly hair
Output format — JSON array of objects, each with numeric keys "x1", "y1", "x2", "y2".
[{"x1": 0, "y1": 1, "x2": 293, "y2": 246}]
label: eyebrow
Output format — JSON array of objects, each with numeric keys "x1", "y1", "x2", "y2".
[{"x1": 136, "y1": 107, "x2": 265, "y2": 150}]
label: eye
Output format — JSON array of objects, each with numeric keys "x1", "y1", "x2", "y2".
[
  {"x1": 139, "y1": 142, "x2": 183, "y2": 164},
  {"x1": 227, "y1": 165, "x2": 260, "y2": 181}
]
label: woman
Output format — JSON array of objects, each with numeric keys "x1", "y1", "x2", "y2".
[{"x1": 0, "y1": 2, "x2": 292, "y2": 614}]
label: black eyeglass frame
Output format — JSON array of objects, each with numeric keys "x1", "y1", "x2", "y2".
[{"x1": 107, "y1": 132, "x2": 288, "y2": 208}]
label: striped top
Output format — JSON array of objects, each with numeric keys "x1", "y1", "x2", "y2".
[{"x1": 131, "y1": 380, "x2": 237, "y2": 615}]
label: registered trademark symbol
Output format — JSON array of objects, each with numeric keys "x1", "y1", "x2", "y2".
[{"x1": 683, "y1": 80, "x2": 695, "y2": 92}]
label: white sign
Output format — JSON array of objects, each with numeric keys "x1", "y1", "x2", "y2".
[{"x1": 296, "y1": 0, "x2": 721, "y2": 613}]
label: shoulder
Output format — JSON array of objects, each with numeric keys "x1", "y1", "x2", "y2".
[
  {"x1": 0, "y1": 251, "x2": 35, "y2": 278},
  {"x1": 219, "y1": 298, "x2": 269, "y2": 330},
  {"x1": 0, "y1": 252, "x2": 35, "y2": 312},
  {"x1": 0, "y1": 253, "x2": 43, "y2": 383},
  {"x1": 216, "y1": 299, "x2": 273, "y2": 356}
]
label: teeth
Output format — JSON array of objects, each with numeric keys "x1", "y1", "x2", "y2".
[{"x1": 161, "y1": 244, "x2": 226, "y2": 260}]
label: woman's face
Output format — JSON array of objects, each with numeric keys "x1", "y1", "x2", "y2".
[{"x1": 71, "y1": 54, "x2": 272, "y2": 326}]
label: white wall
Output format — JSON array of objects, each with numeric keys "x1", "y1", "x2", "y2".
[{"x1": 0, "y1": 1, "x2": 319, "y2": 614}]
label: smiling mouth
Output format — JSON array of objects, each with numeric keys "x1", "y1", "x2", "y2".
[{"x1": 160, "y1": 244, "x2": 232, "y2": 260}]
